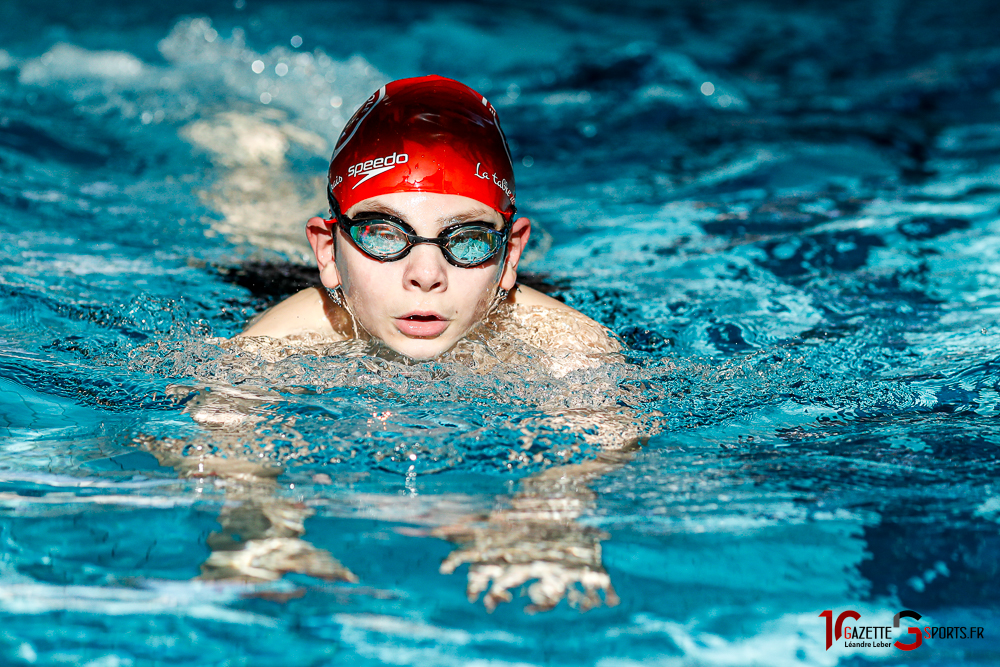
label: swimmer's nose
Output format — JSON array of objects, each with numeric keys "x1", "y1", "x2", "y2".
[{"x1": 402, "y1": 243, "x2": 448, "y2": 292}]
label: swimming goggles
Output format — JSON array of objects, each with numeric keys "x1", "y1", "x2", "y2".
[{"x1": 335, "y1": 213, "x2": 509, "y2": 268}]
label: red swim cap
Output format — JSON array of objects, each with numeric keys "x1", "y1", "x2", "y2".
[{"x1": 327, "y1": 75, "x2": 516, "y2": 221}]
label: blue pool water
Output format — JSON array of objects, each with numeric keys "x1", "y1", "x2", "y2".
[{"x1": 2, "y1": 0, "x2": 1000, "y2": 664}]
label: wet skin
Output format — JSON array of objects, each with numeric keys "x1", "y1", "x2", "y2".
[
  {"x1": 240, "y1": 191, "x2": 616, "y2": 361},
  {"x1": 316, "y1": 192, "x2": 523, "y2": 359}
]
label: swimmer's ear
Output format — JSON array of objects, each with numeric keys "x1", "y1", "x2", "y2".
[
  {"x1": 306, "y1": 216, "x2": 343, "y2": 289},
  {"x1": 500, "y1": 216, "x2": 531, "y2": 291}
]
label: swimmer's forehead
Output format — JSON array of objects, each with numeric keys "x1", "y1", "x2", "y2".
[{"x1": 347, "y1": 193, "x2": 505, "y2": 230}]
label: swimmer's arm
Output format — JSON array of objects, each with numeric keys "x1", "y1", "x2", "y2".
[{"x1": 238, "y1": 287, "x2": 346, "y2": 339}]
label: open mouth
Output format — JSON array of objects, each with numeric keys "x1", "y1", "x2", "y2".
[{"x1": 395, "y1": 312, "x2": 449, "y2": 338}]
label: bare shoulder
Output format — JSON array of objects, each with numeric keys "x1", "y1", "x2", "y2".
[
  {"x1": 508, "y1": 284, "x2": 621, "y2": 354},
  {"x1": 511, "y1": 284, "x2": 578, "y2": 311},
  {"x1": 238, "y1": 287, "x2": 348, "y2": 339}
]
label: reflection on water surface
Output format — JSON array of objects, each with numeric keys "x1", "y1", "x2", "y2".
[{"x1": 2, "y1": 0, "x2": 1000, "y2": 664}]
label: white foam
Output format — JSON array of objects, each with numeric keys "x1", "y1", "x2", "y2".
[
  {"x1": 334, "y1": 612, "x2": 534, "y2": 667},
  {"x1": 975, "y1": 495, "x2": 1000, "y2": 521},
  {"x1": 158, "y1": 17, "x2": 386, "y2": 140},
  {"x1": 0, "y1": 492, "x2": 196, "y2": 510},
  {"x1": 0, "y1": 582, "x2": 278, "y2": 626},
  {"x1": 334, "y1": 613, "x2": 522, "y2": 645},
  {"x1": 19, "y1": 43, "x2": 149, "y2": 84},
  {"x1": 0, "y1": 470, "x2": 179, "y2": 490}
]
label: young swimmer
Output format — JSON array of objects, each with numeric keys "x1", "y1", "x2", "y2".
[
  {"x1": 171, "y1": 77, "x2": 634, "y2": 608},
  {"x1": 239, "y1": 75, "x2": 618, "y2": 366}
]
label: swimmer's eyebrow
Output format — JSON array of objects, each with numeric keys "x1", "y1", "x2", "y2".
[
  {"x1": 438, "y1": 210, "x2": 503, "y2": 230},
  {"x1": 351, "y1": 202, "x2": 503, "y2": 230},
  {"x1": 350, "y1": 202, "x2": 406, "y2": 219}
]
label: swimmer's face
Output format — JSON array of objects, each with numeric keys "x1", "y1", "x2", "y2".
[{"x1": 307, "y1": 192, "x2": 530, "y2": 359}]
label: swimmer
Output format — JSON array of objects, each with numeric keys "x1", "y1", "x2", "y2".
[
  {"x1": 239, "y1": 75, "x2": 619, "y2": 367},
  {"x1": 148, "y1": 77, "x2": 650, "y2": 609}
]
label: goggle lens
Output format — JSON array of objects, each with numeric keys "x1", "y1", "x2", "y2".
[
  {"x1": 446, "y1": 227, "x2": 501, "y2": 264},
  {"x1": 351, "y1": 222, "x2": 409, "y2": 256}
]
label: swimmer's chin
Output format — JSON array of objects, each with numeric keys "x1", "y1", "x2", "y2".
[
  {"x1": 382, "y1": 331, "x2": 462, "y2": 361},
  {"x1": 390, "y1": 341, "x2": 453, "y2": 361}
]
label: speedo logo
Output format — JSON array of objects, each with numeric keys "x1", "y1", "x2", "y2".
[{"x1": 347, "y1": 152, "x2": 409, "y2": 189}]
